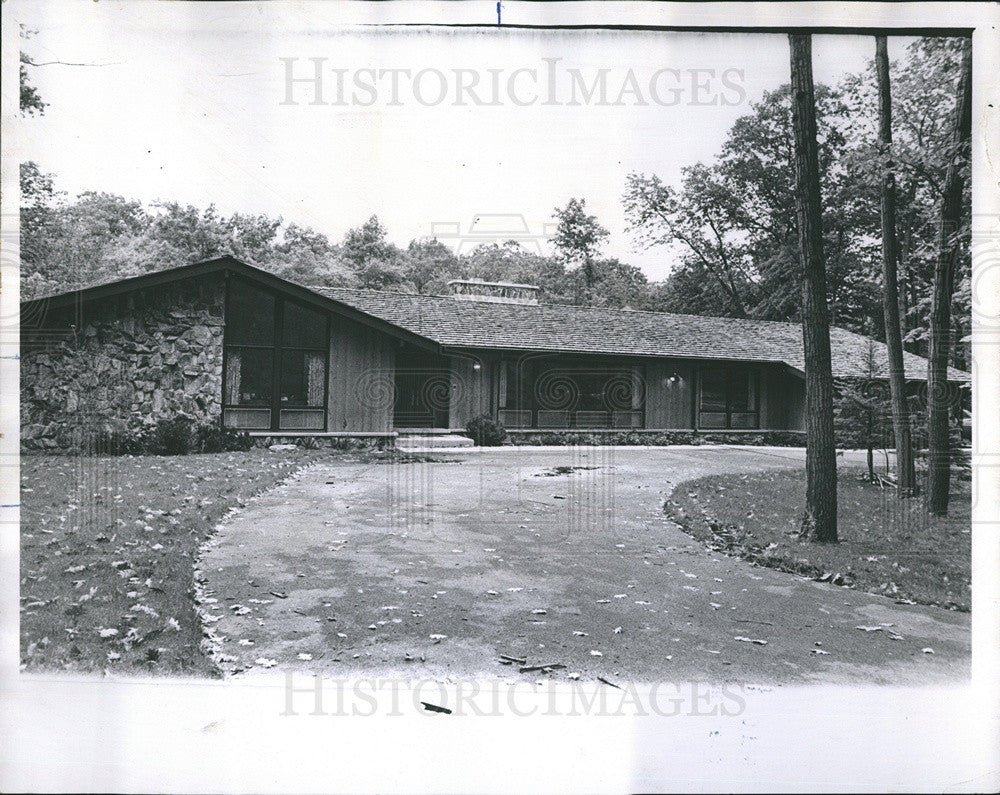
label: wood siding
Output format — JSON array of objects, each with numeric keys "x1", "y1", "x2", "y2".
[
  {"x1": 644, "y1": 360, "x2": 695, "y2": 429},
  {"x1": 449, "y1": 352, "x2": 496, "y2": 429},
  {"x1": 327, "y1": 315, "x2": 396, "y2": 432}
]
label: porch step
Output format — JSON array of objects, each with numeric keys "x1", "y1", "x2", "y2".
[{"x1": 395, "y1": 434, "x2": 474, "y2": 449}]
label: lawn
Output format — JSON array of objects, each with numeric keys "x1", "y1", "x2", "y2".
[
  {"x1": 20, "y1": 448, "x2": 331, "y2": 675},
  {"x1": 665, "y1": 467, "x2": 971, "y2": 611}
]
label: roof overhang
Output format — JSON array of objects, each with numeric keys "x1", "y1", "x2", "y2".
[{"x1": 20, "y1": 256, "x2": 440, "y2": 353}]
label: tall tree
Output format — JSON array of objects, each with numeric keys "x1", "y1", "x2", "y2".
[
  {"x1": 341, "y1": 215, "x2": 405, "y2": 289},
  {"x1": 789, "y1": 33, "x2": 838, "y2": 543},
  {"x1": 403, "y1": 238, "x2": 462, "y2": 294},
  {"x1": 551, "y1": 198, "x2": 609, "y2": 301},
  {"x1": 875, "y1": 35, "x2": 917, "y2": 495},
  {"x1": 926, "y1": 40, "x2": 972, "y2": 516}
]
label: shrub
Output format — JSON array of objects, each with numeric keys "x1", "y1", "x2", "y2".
[
  {"x1": 150, "y1": 416, "x2": 196, "y2": 455},
  {"x1": 466, "y1": 414, "x2": 507, "y2": 446},
  {"x1": 86, "y1": 426, "x2": 150, "y2": 456},
  {"x1": 196, "y1": 424, "x2": 253, "y2": 453}
]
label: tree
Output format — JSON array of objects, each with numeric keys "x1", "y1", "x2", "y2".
[
  {"x1": 341, "y1": 215, "x2": 405, "y2": 289},
  {"x1": 270, "y1": 223, "x2": 353, "y2": 287},
  {"x1": 462, "y1": 241, "x2": 571, "y2": 303},
  {"x1": 789, "y1": 33, "x2": 838, "y2": 543},
  {"x1": 875, "y1": 35, "x2": 917, "y2": 495},
  {"x1": 833, "y1": 341, "x2": 892, "y2": 483},
  {"x1": 403, "y1": 238, "x2": 462, "y2": 294},
  {"x1": 20, "y1": 26, "x2": 46, "y2": 116},
  {"x1": 926, "y1": 40, "x2": 972, "y2": 516},
  {"x1": 551, "y1": 198, "x2": 609, "y2": 299},
  {"x1": 623, "y1": 169, "x2": 755, "y2": 317},
  {"x1": 838, "y1": 38, "x2": 971, "y2": 361}
]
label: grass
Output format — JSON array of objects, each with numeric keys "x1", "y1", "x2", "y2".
[
  {"x1": 20, "y1": 448, "x2": 332, "y2": 676},
  {"x1": 665, "y1": 467, "x2": 971, "y2": 611}
]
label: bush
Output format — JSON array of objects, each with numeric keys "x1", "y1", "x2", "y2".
[
  {"x1": 196, "y1": 424, "x2": 253, "y2": 453},
  {"x1": 86, "y1": 426, "x2": 150, "y2": 456},
  {"x1": 466, "y1": 414, "x2": 507, "y2": 446},
  {"x1": 150, "y1": 416, "x2": 197, "y2": 455}
]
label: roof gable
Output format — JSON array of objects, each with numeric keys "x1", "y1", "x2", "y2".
[{"x1": 20, "y1": 256, "x2": 436, "y2": 350}]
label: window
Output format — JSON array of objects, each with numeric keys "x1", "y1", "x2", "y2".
[
  {"x1": 223, "y1": 278, "x2": 328, "y2": 431},
  {"x1": 698, "y1": 368, "x2": 759, "y2": 429},
  {"x1": 498, "y1": 357, "x2": 644, "y2": 429}
]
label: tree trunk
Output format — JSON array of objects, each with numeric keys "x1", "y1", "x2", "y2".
[
  {"x1": 875, "y1": 35, "x2": 917, "y2": 496},
  {"x1": 927, "y1": 41, "x2": 972, "y2": 516},
  {"x1": 788, "y1": 34, "x2": 838, "y2": 542}
]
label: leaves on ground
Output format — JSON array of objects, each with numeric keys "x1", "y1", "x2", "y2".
[{"x1": 20, "y1": 448, "x2": 326, "y2": 674}]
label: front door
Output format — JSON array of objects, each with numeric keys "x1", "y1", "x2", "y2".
[{"x1": 393, "y1": 348, "x2": 451, "y2": 428}]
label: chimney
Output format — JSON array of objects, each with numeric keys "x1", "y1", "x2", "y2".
[{"x1": 447, "y1": 279, "x2": 540, "y2": 305}]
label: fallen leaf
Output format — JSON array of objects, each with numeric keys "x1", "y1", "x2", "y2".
[{"x1": 734, "y1": 636, "x2": 768, "y2": 646}]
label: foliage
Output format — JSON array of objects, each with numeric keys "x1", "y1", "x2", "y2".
[
  {"x1": 666, "y1": 467, "x2": 970, "y2": 610},
  {"x1": 20, "y1": 26, "x2": 46, "y2": 116},
  {"x1": 197, "y1": 425, "x2": 254, "y2": 454},
  {"x1": 148, "y1": 417, "x2": 197, "y2": 455},
  {"x1": 83, "y1": 420, "x2": 253, "y2": 456},
  {"x1": 623, "y1": 38, "x2": 970, "y2": 363},
  {"x1": 20, "y1": 449, "x2": 324, "y2": 674},
  {"x1": 465, "y1": 414, "x2": 507, "y2": 446}
]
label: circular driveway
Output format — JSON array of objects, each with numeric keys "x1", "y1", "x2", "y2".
[{"x1": 197, "y1": 446, "x2": 969, "y2": 684}]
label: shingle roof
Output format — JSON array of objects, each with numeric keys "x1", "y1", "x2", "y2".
[
  {"x1": 316, "y1": 287, "x2": 969, "y2": 383},
  {"x1": 21, "y1": 257, "x2": 969, "y2": 383}
]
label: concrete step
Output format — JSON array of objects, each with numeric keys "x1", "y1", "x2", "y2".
[{"x1": 396, "y1": 434, "x2": 474, "y2": 449}]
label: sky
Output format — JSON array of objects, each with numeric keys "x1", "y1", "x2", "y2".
[{"x1": 13, "y1": 1, "x2": 917, "y2": 281}]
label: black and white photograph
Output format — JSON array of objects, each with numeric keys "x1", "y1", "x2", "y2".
[{"x1": 2, "y1": 1, "x2": 998, "y2": 791}]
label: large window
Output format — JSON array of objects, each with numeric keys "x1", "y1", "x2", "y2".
[
  {"x1": 497, "y1": 357, "x2": 644, "y2": 429},
  {"x1": 698, "y1": 367, "x2": 758, "y2": 429},
  {"x1": 223, "y1": 279, "x2": 328, "y2": 430}
]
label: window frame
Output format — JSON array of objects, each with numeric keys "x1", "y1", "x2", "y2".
[
  {"x1": 697, "y1": 366, "x2": 760, "y2": 430},
  {"x1": 222, "y1": 276, "x2": 330, "y2": 431}
]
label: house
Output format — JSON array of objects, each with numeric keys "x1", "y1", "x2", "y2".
[{"x1": 19, "y1": 256, "x2": 970, "y2": 449}]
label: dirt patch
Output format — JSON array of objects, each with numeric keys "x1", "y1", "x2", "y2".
[{"x1": 534, "y1": 465, "x2": 600, "y2": 477}]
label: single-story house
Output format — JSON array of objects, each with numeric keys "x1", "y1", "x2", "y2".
[{"x1": 20, "y1": 255, "x2": 970, "y2": 449}]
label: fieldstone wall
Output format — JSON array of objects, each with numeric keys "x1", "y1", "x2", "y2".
[
  {"x1": 21, "y1": 277, "x2": 226, "y2": 451},
  {"x1": 503, "y1": 429, "x2": 808, "y2": 447}
]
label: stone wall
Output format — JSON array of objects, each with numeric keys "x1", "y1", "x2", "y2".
[
  {"x1": 502, "y1": 429, "x2": 807, "y2": 447},
  {"x1": 21, "y1": 277, "x2": 226, "y2": 451}
]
